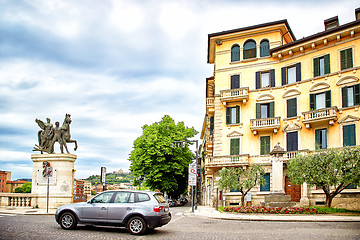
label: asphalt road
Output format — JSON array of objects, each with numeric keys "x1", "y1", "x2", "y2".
[{"x1": 0, "y1": 206, "x2": 360, "y2": 240}]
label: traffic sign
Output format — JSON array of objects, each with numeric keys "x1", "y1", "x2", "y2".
[{"x1": 188, "y1": 159, "x2": 197, "y2": 186}]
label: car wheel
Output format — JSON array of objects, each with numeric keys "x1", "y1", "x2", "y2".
[
  {"x1": 60, "y1": 212, "x2": 77, "y2": 230},
  {"x1": 127, "y1": 216, "x2": 147, "y2": 235}
]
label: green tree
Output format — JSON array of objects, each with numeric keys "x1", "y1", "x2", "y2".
[
  {"x1": 287, "y1": 146, "x2": 360, "y2": 207},
  {"x1": 129, "y1": 115, "x2": 198, "y2": 198},
  {"x1": 14, "y1": 182, "x2": 31, "y2": 193},
  {"x1": 219, "y1": 165, "x2": 265, "y2": 206}
]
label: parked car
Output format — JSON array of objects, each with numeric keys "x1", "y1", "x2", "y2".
[{"x1": 55, "y1": 190, "x2": 171, "y2": 235}]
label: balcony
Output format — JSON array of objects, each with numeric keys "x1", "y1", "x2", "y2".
[
  {"x1": 302, "y1": 106, "x2": 338, "y2": 128},
  {"x1": 205, "y1": 154, "x2": 250, "y2": 168},
  {"x1": 220, "y1": 87, "x2": 249, "y2": 104},
  {"x1": 206, "y1": 97, "x2": 215, "y2": 114},
  {"x1": 250, "y1": 117, "x2": 281, "y2": 134}
]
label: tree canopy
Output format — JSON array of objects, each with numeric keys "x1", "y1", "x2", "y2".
[
  {"x1": 219, "y1": 164, "x2": 265, "y2": 206},
  {"x1": 14, "y1": 182, "x2": 31, "y2": 193},
  {"x1": 287, "y1": 146, "x2": 360, "y2": 207},
  {"x1": 128, "y1": 115, "x2": 198, "y2": 198}
]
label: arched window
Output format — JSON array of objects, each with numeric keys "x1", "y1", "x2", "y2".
[
  {"x1": 231, "y1": 45, "x2": 240, "y2": 62},
  {"x1": 260, "y1": 40, "x2": 270, "y2": 57},
  {"x1": 243, "y1": 40, "x2": 256, "y2": 59}
]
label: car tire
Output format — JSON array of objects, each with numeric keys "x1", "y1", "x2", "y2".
[
  {"x1": 59, "y1": 212, "x2": 77, "y2": 230},
  {"x1": 127, "y1": 216, "x2": 147, "y2": 235}
]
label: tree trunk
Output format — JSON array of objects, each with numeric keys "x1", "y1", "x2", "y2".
[
  {"x1": 241, "y1": 194, "x2": 246, "y2": 206},
  {"x1": 324, "y1": 194, "x2": 334, "y2": 208}
]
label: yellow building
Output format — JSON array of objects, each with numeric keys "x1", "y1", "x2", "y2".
[{"x1": 201, "y1": 9, "x2": 360, "y2": 210}]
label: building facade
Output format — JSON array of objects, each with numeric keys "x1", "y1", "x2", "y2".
[
  {"x1": 201, "y1": 9, "x2": 360, "y2": 210},
  {"x1": 0, "y1": 171, "x2": 11, "y2": 193},
  {"x1": 6, "y1": 180, "x2": 28, "y2": 193}
]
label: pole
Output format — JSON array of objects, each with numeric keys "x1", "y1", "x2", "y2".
[
  {"x1": 195, "y1": 140, "x2": 198, "y2": 210},
  {"x1": 191, "y1": 186, "x2": 194, "y2": 213},
  {"x1": 47, "y1": 176, "x2": 49, "y2": 213}
]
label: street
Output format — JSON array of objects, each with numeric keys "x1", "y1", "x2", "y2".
[{"x1": 0, "y1": 206, "x2": 360, "y2": 240}]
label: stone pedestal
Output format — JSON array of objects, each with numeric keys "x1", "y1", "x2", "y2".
[{"x1": 31, "y1": 154, "x2": 77, "y2": 209}]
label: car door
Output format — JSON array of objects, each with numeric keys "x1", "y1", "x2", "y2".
[
  {"x1": 81, "y1": 191, "x2": 115, "y2": 223},
  {"x1": 107, "y1": 191, "x2": 135, "y2": 223}
]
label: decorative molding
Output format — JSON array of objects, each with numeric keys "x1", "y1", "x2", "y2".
[
  {"x1": 282, "y1": 121, "x2": 302, "y2": 132},
  {"x1": 227, "y1": 131, "x2": 243, "y2": 138},
  {"x1": 309, "y1": 82, "x2": 330, "y2": 92},
  {"x1": 336, "y1": 76, "x2": 359, "y2": 86},
  {"x1": 338, "y1": 115, "x2": 360, "y2": 124},
  {"x1": 282, "y1": 89, "x2": 301, "y2": 98},
  {"x1": 256, "y1": 93, "x2": 274, "y2": 102}
]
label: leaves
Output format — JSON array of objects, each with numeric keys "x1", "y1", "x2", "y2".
[{"x1": 128, "y1": 115, "x2": 198, "y2": 198}]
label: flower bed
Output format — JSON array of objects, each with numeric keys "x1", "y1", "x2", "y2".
[{"x1": 222, "y1": 206, "x2": 326, "y2": 214}]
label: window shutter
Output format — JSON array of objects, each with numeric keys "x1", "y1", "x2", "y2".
[
  {"x1": 270, "y1": 69, "x2": 275, "y2": 87},
  {"x1": 269, "y1": 102, "x2": 274, "y2": 118},
  {"x1": 226, "y1": 107, "x2": 230, "y2": 124},
  {"x1": 347, "y1": 48, "x2": 353, "y2": 69},
  {"x1": 287, "y1": 132, "x2": 298, "y2": 151},
  {"x1": 326, "y1": 90, "x2": 331, "y2": 108},
  {"x1": 230, "y1": 138, "x2": 240, "y2": 155},
  {"x1": 281, "y1": 67, "x2": 286, "y2": 85},
  {"x1": 310, "y1": 94, "x2": 315, "y2": 110},
  {"x1": 236, "y1": 106, "x2": 240, "y2": 123},
  {"x1": 231, "y1": 45, "x2": 240, "y2": 62},
  {"x1": 343, "y1": 124, "x2": 356, "y2": 146},
  {"x1": 354, "y1": 84, "x2": 360, "y2": 105},
  {"x1": 231, "y1": 75, "x2": 240, "y2": 89},
  {"x1": 255, "y1": 71, "x2": 260, "y2": 89},
  {"x1": 340, "y1": 50, "x2": 346, "y2": 70},
  {"x1": 313, "y1": 57, "x2": 320, "y2": 77},
  {"x1": 256, "y1": 103, "x2": 261, "y2": 119},
  {"x1": 296, "y1": 62, "x2": 301, "y2": 82},
  {"x1": 342, "y1": 87, "x2": 348, "y2": 108},
  {"x1": 324, "y1": 54, "x2": 330, "y2": 74},
  {"x1": 260, "y1": 173, "x2": 270, "y2": 191},
  {"x1": 260, "y1": 136, "x2": 270, "y2": 155},
  {"x1": 210, "y1": 116, "x2": 214, "y2": 135},
  {"x1": 315, "y1": 129, "x2": 321, "y2": 149},
  {"x1": 287, "y1": 98, "x2": 297, "y2": 118}
]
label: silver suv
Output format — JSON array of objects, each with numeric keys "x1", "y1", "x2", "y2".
[{"x1": 55, "y1": 190, "x2": 171, "y2": 235}]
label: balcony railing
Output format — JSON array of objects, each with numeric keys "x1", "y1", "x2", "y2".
[
  {"x1": 302, "y1": 106, "x2": 338, "y2": 128},
  {"x1": 205, "y1": 154, "x2": 250, "y2": 167},
  {"x1": 0, "y1": 193, "x2": 34, "y2": 207},
  {"x1": 220, "y1": 87, "x2": 249, "y2": 104},
  {"x1": 250, "y1": 117, "x2": 281, "y2": 134},
  {"x1": 206, "y1": 97, "x2": 215, "y2": 113}
]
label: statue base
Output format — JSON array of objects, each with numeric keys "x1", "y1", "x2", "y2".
[{"x1": 31, "y1": 154, "x2": 77, "y2": 209}]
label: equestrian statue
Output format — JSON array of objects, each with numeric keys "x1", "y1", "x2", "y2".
[{"x1": 34, "y1": 114, "x2": 78, "y2": 154}]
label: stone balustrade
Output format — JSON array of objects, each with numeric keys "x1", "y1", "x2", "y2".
[
  {"x1": 302, "y1": 106, "x2": 338, "y2": 128},
  {"x1": 205, "y1": 154, "x2": 250, "y2": 167},
  {"x1": 0, "y1": 193, "x2": 36, "y2": 207},
  {"x1": 220, "y1": 87, "x2": 249, "y2": 103}
]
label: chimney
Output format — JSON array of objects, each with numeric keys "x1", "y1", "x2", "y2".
[
  {"x1": 356, "y1": 7, "x2": 360, "y2": 20},
  {"x1": 324, "y1": 16, "x2": 339, "y2": 30}
]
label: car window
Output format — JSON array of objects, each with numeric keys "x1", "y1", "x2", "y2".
[
  {"x1": 92, "y1": 192, "x2": 114, "y2": 203},
  {"x1": 114, "y1": 192, "x2": 132, "y2": 203},
  {"x1": 153, "y1": 194, "x2": 167, "y2": 203},
  {"x1": 137, "y1": 193, "x2": 150, "y2": 202}
]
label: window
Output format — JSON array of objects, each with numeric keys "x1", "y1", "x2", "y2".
[
  {"x1": 343, "y1": 124, "x2": 356, "y2": 146},
  {"x1": 340, "y1": 48, "x2": 353, "y2": 70},
  {"x1": 260, "y1": 136, "x2": 270, "y2": 155},
  {"x1": 210, "y1": 116, "x2": 214, "y2": 135},
  {"x1": 310, "y1": 91, "x2": 331, "y2": 110},
  {"x1": 260, "y1": 173, "x2": 270, "y2": 191},
  {"x1": 287, "y1": 98, "x2": 297, "y2": 118},
  {"x1": 260, "y1": 40, "x2": 270, "y2": 57},
  {"x1": 231, "y1": 45, "x2": 240, "y2": 62},
  {"x1": 342, "y1": 84, "x2": 360, "y2": 107},
  {"x1": 287, "y1": 131, "x2": 298, "y2": 152},
  {"x1": 138, "y1": 193, "x2": 150, "y2": 202},
  {"x1": 315, "y1": 128, "x2": 327, "y2": 149},
  {"x1": 231, "y1": 75, "x2": 240, "y2": 89},
  {"x1": 230, "y1": 138, "x2": 240, "y2": 155},
  {"x1": 226, "y1": 106, "x2": 240, "y2": 124},
  {"x1": 256, "y1": 102, "x2": 274, "y2": 119},
  {"x1": 243, "y1": 40, "x2": 256, "y2": 59},
  {"x1": 282, "y1": 63, "x2": 301, "y2": 85},
  {"x1": 114, "y1": 192, "x2": 134, "y2": 203},
  {"x1": 314, "y1": 54, "x2": 330, "y2": 77},
  {"x1": 92, "y1": 192, "x2": 114, "y2": 203},
  {"x1": 256, "y1": 70, "x2": 275, "y2": 89}
]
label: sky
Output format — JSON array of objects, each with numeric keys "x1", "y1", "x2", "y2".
[{"x1": 0, "y1": 0, "x2": 358, "y2": 180}]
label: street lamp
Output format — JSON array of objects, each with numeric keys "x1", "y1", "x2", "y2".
[{"x1": 172, "y1": 140, "x2": 199, "y2": 213}]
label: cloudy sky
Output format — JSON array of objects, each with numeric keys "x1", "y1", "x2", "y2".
[{"x1": 0, "y1": 0, "x2": 358, "y2": 180}]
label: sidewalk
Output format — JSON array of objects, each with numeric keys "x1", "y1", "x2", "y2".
[
  {"x1": 189, "y1": 205, "x2": 360, "y2": 222},
  {"x1": 0, "y1": 206, "x2": 56, "y2": 215}
]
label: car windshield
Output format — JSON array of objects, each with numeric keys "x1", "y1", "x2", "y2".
[{"x1": 153, "y1": 194, "x2": 167, "y2": 203}]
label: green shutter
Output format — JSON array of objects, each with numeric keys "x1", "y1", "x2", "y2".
[
  {"x1": 226, "y1": 107, "x2": 230, "y2": 124},
  {"x1": 340, "y1": 49, "x2": 346, "y2": 70},
  {"x1": 270, "y1": 69, "x2": 275, "y2": 87},
  {"x1": 236, "y1": 106, "x2": 240, "y2": 123},
  {"x1": 310, "y1": 94, "x2": 315, "y2": 110},
  {"x1": 326, "y1": 90, "x2": 331, "y2": 108},
  {"x1": 343, "y1": 124, "x2": 356, "y2": 146},
  {"x1": 342, "y1": 87, "x2": 348, "y2": 108},
  {"x1": 315, "y1": 129, "x2": 320, "y2": 149},
  {"x1": 256, "y1": 103, "x2": 261, "y2": 119},
  {"x1": 210, "y1": 116, "x2": 214, "y2": 135},
  {"x1": 354, "y1": 84, "x2": 360, "y2": 105},
  {"x1": 287, "y1": 98, "x2": 297, "y2": 118},
  {"x1": 260, "y1": 173, "x2": 270, "y2": 191},
  {"x1": 347, "y1": 49, "x2": 353, "y2": 69},
  {"x1": 296, "y1": 62, "x2": 301, "y2": 82},
  {"x1": 230, "y1": 138, "x2": 240, "y2": 155},
  {"x1": 324, "y1": 54, "x2": 330, "y2": 74},
  {"x1": 260, "y1": 136, "x2": 270, "y2": 155},
  {"x1": 313, "y1": 57, "x2": 320, "y2": 77},
  {"x1": 269, "y1": 102, "x2": 274, "y2": 118}
]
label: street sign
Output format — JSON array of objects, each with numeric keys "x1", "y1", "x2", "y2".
[
  {"x1": 188, "y1": 159, "x2": 197, "y2": 186},
  {"x1": 101, "y1": 167, "x2": 106, "y2": 184}
]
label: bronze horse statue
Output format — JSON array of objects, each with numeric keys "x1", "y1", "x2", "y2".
[{"x1": 34, "y1": 114, "x2": 78, "y2": 154}]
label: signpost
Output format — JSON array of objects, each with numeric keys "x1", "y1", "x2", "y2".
[
  {"x1": 101, "y1": 167, "x2": 106, "y2": 191},
  {"x1": 42, "y1": 161, "x2": 53, "y2": 213}
]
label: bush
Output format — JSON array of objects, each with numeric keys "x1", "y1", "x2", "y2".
[{"x1": 221, "y1": 206, "x2": 325, "y2": 214}]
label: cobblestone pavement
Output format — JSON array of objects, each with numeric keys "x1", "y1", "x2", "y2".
[{"x1": 1, "y1": 208, "x2": 360, "y2": 240}]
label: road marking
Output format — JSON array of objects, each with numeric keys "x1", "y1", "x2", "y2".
[{"x1": 0, "y1": 213, "x2": 16, "y2": 217}]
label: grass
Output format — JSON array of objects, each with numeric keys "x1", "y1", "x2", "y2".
[{"x1": 311, "y1": 206, "x2": 360, "y2": 214}]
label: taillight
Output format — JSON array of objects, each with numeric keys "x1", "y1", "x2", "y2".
[{"x1": 154, "y1": 206, "x2": 164, "y2": 212}]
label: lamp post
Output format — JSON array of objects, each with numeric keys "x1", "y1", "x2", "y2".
[{"x1": 173, "y1": 140, "x2": 199, "y2": 213}]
